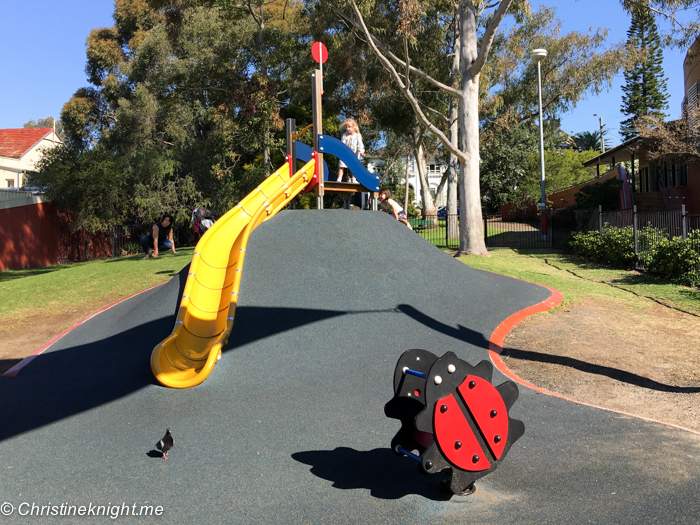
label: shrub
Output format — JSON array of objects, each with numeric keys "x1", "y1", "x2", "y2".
[
  {"x1": 600, "y1": 225, "x2": 635, "y2": 267},
  {"x1": 574, "y1": 178, "x2": 623, "y2": 211},
  {"x1": 645, "y1": 230, "x2": 700, "y2": 286},
  {"x1": 569, "y1": 225, "x2": 700, "y2": 286},
  {"x1": 120, "y1": 241, "x2": 141, "y2": 257},
  {"x1": 568, "y1": 224, "x2": 635, "y2": 267},
  {"x1": 637, "y1": 224, "x2": 667, "y2": 268},
  {"x1": 568, "y1": 230, "x2": 604, "y2": 260}
]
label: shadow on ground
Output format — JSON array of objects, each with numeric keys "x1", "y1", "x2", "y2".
[
  {"x1": 502, "y1": 346, "x2": 700, "y2": 393},
  {"x1": 0, "y1": 300, "x2": 485, "y2": 443},
  {"x1": 0, "y1": 358, "x2": 22, "y2": 375},
  {"x1": 0, "y1": 266, "x2": 65, "y2": 283},
  {"x1": 292, "y1": 447, "x2": 452, "y2": 501}
]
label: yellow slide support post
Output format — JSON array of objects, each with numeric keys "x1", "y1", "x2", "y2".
[{"x1": 150, "y1": 159, "x2": 317, "y2": 388}]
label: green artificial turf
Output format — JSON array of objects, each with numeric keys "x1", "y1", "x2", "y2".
[
  {"x1": 0, "y1": 248, "x2": 194, "y2": 319},
  {"x1": 456, "y1": 249, "x2": 700, "y2": 316}
]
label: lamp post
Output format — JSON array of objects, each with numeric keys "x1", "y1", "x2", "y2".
[
  {"x1": 530, "y1": 48, "x2": 548, "y2": 240},
  {"x1": 593, "y1": 114, "x2": 605, "y2": 153}
]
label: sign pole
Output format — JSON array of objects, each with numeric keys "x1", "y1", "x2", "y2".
[{"x1": 312, "y1": 69, "x2": 324, "y2": 209}]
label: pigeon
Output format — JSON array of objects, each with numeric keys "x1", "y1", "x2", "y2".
[{"x1": 156, "y1": 429, "x2": 173, "y2": 460}]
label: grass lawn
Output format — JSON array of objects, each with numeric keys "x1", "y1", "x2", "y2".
[
  {"x1": 417, "y1": 221, "x2": 513, "y2": 247},
  {"x1": 456, "y1": 249, "x2": 700, "y2": 316},
  {"x1": 2, "y1": 245, "x2": 698, "y2": 328},
  {"x1": 0, "y1": 248, "x2": 194, "y2": 319}
]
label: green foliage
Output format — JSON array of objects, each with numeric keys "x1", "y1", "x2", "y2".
[
  {"x1": 480, "y1": 121, "x2": 539, "y2": 211},
  {"x1": 531, "y1": 148, "x2": 595, "y2": 197},
  {"x1": 568, "y1": 225, "x2": 700, "y2": 286},
  {"x1": 572, "y1": 130, "x2": 602, "y2": 152},
  {"x1": 34, "y1": 2, "x2": 313, "y2": 229},
  {"x1": 568, "y1": 225, "x2": 635, "y2": 267},
  {"x1": 602, "y1": 225, "x2": 636, "y2": 267},
  {"x1": 483, "y1": 6, "x2": 629, "y2": 124},
  {"x1": 573, "y1": 177, "x2": 623, "y2": 211},
  {"x1": 643, "y1": 230, "x2": 700, "y2": 286},
  {"x1": 567, "y1": 229, "x2": 605, "y2": 260},
  {"x1": 24, "y1": 116, "x2": 66, "y2": 143}
]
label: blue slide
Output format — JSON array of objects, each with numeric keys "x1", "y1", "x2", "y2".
[
  {"x1": 295, "y1": 142, "x2": 331, "y2": 180},
  {"x1": 295, "y1": 136, "x2": 380, "y2": 191}
]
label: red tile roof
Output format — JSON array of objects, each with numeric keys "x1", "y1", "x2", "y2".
[{"x1": 0, "y1": 128, "x2": 54, "y2": 158}]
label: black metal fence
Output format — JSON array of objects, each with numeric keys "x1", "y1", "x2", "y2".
[
  {"x1": 58, "y1": 223, "x2": 196, "y2": 263},
  {"x1": 414, "y1": 210, "x2": 574, "y2": 250},
  {"x1": 575, "y1": 205, "x2": 700, "y2": 272}
]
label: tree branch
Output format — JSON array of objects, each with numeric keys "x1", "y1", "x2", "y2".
[
  {"x1": 621, "y1": 0, "x2": 687, "y2": 29},
  {"x1": 346, "y1": 0, "x2": 469, "y2": 164},
  {"x1": 467, "y1": 0, "x2": 514, "y2": 78},
  {"x1": 332, "y1": 6, "x2": 462, "y2": 98}
]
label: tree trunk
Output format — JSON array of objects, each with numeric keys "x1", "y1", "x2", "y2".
[
  {"x1": 413, "y1": 126, "x2": 437, "y2": 219},
  {"x1": 404, "y1": 152, "x2": 410, "y2": 212},
  {"x1": 457, "y1": 3, "x2": 487, "y2": 255},
  {"x1": 259, "y1": 0, "x2": 271, "y2": 176},
  {"x1": 446, "y1": 15, "x2": 460, "y2": 241}
]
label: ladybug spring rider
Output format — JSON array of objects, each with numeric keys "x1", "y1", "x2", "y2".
[{"x1": 385, "y1": 349, "x2": 525, "y2": 495}]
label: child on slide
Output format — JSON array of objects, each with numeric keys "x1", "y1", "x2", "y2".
[{"x1": 379, "y1": 188, "x2": 413, "y2": 230}]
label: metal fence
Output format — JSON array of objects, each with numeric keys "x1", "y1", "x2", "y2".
[
  {"x1": 576, "y1": 205, "x2": 700, "y2": 272},
  {"x1": 58, "y1": 223, "x2": 196, "y2": 263},
  {"x1": 414, "y1": 211, "x2": 574, "y2": 250},
  {"x1": 0, "y1": 189, "x2": 39, "y2": 203}
]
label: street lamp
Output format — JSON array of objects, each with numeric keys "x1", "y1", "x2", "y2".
[
  {"x1": 593, "y1": 114, "x2": 605, "y2": 153},
  {"x1": 530, "y1": 48, "x2": 548, "y2": 240}
]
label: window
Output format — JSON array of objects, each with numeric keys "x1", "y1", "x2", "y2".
[
  {"x1": 639, "y1": 167, "x2": 649, "y2": 192},
  {"x1": 427, "y1": 164, "x2": 442, "y2": 175},
  {"x1": 663, "y1": 161, "x2": 687, "y2": 187},
  {"x1": 6, "y1": 180, "x2": 14, "y2": 188}
]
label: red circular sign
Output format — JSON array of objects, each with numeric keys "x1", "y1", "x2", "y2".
[{"x1": 311, "y1": 42, "x2": 328, "y2": 64}]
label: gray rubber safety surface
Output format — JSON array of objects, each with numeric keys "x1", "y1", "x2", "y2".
[{"x1": 0, "y1": 210, "x2": 699, "y2": 524}]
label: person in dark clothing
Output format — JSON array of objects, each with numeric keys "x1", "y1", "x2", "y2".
[{"x1": 140, "y1": 213, "x2": 177, "y2": 259}]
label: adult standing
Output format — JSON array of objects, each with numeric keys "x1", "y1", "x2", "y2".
[{"x1": 140, "y1": 213, "x2": 177, "y2": 259}]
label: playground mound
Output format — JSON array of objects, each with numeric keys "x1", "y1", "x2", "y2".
[{"x1": 0, "y1": 210, "x2": 698, "y2": 524}]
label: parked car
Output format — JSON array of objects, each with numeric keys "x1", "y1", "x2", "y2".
[{"x1": 436, "y1": 205, "x2": 458, "y2": 218}]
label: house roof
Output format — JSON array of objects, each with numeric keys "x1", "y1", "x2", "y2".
[
  {"x1": 0, "y1": 128, "x2": 54, "y2": 159},
  {"x1": 582, "y1": 135, "x2": 641, "y2": 167}
]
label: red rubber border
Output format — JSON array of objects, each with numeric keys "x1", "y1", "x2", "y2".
[
  {"x1": 487, "y1": 279, "x2": 700, "y2": 435},
  {"x1": 2, "y1": 281, "x2": 169, "y2": 377}
]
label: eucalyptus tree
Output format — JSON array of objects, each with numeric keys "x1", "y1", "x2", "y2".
[
  {"x1": 34, "y1": 0, "x2": 296, "y2": 229},
  {"x1": 617, "y1": 0, "x2": 700, "y2": 48},
  {"x1": 332, "y1": 0, "x2": 537, "y2": 255},
  {"x1": 312, "y1": 0, "x2": 453, "y2": 217}
]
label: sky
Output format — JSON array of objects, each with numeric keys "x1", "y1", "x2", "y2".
[{"x1": 0, "y1": 0, "x2": 693, "y2": 148}]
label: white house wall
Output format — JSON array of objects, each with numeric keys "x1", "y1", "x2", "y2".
[
  {"x1": 366, "y1": 156, "x2": 448, "y2": 207},
  {"x1": 406, "y1": 157, "x2": 448, "y2": 207},
  {"x1": 0, "y1": 132, "x2": 61, "y2": 189}
]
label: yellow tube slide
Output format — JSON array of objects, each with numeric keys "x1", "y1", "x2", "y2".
[{"x1": 150, "y1": 159, "x2": 316, "y2": 388}]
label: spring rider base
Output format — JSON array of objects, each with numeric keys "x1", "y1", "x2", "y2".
[{"x1": 385, "y1": 349, "x2": 525, "y2": 495}]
